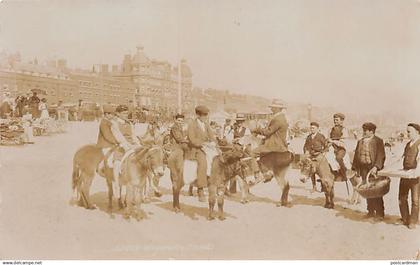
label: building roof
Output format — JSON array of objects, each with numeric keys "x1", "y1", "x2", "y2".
[{"x1": 131, "y1": 46, "x2": 150, "y2": 65}]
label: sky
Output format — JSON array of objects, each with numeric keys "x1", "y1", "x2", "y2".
[{"x1": 0, "y1": 0, "x2": 419, "y2": 119}]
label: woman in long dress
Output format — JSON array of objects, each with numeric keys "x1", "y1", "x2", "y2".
[{"x1": 39, "y1": 98, "x2": 49, "y2": 120}]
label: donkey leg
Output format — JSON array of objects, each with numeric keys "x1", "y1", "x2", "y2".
[
  {"x1": 105, "y1": 174, "x2": 114, "y2": 212},
  {"x1": 237, "y1": 176, "x2": 249, "y2": 204},
  {"x1": 207, "y1": 185, "x2": 216, "y2": 220},
  {"x1": 275, "y1": 168, "x2": 290, "y2": 207},
  {"x1": 217, "y1": 186, "x2": 226, "y2": 220},
  {"x1": 80, "y1": 171, "x2": 96, "y2": 210}
]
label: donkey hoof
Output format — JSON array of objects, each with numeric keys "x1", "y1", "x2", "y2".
[
  {"x1": 240, "y1": 199, "x2": 249, "y2": 204},
  {"x1": 207, "y1": 214, "x2": 215, "y2": 221},
  {"x1": 174, "y1": 207, "x2": 181, "y2": 213},
  {"x1": 218, "y1": 215, "x2": 226, "y2": 221},
  {"x1": 87, "y1": 205, "x2": 97, "y2": 210}
]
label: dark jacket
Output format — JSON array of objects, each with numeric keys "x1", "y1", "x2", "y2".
[
  {"x1": 96, "y1": 118, "x2": 119, "y2": 148},
  {"x1": 352, "y1": 135, "x2": 386, "y2": 171},
  {"x1": 304, "y1": 132, "x2": 327, "y2": 156},
  {"x1": 187, "y1": 118, "x2": 216, "y2": 159},
  {"x1": 403, "y1": 139, "x2": 420, "y2": 170},
  {"x1": 170, "y1": 122, "x2": 189, "y2": 151}
]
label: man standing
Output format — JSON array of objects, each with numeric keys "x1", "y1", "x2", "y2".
[
  {"x1": 398, "y1": 123, "x2": 420, "y2": 229},
  {"x1": 352, "y1": 122, "x2": 386, "y2": 221},
  {"x1": 329, "y1": 113, "x2": 350, "y2": 180},
  {"x1": 187, "y1": 105, "x2": 217, "y2": 202},
  {"x1": 223, "y1": 118, "x2": 234, "y2": 143},
  {"x1": 29, "y1": 92, "x2": 40, "y2": 119},
  {"x1": 303, "y1": 122, "x2": 327, "y2": 192},
  {"x1": 252, "y1": 99, "x2": 289, "y2": 182}
]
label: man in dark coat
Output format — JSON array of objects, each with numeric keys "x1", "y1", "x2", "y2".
[
  {"x1": 352, "y1": 122, "x2": 386, "y2": 221},
  {"x1": 167, "y1": 113, "x2": 189, "y2": 211},
  {"x1": 29, "y1": 92, "x2": 40, "y2": 119},
  {"x1": 187, "y1": 105, "x2": 216, "y2": 202},
  {"x1": 303, "y1": 121, "x2": 327, "y2": 192}
]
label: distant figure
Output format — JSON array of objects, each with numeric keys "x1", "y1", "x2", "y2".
[
  {"x1": 29, "y1": 92, "x2": 40, "y2": 118},
  {"x1": 0, "y1": 92, "x2": 13, "y2": 118},
  {"x1": 39, "y1": 98, "x2": 49, "y2": 120}
]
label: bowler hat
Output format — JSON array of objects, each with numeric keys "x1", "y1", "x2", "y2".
[
  {"x1": 362, "y1": 122, "x2": 377, "y2": 132},
  {"x1": 269, "y1": 99, "x2": 287, "y2": 109}
]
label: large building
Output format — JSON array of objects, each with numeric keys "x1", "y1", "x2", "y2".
[{"x1": 113, "y1": 46, "x2": 193, "y2": 109}]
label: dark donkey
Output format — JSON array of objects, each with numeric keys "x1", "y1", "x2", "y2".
[
  {"x1": 257, "y1": 151, "x2": 294, "y2": 207},
  {"x1": 300, "y1": 154, "x2": 335, "y2": 208}
]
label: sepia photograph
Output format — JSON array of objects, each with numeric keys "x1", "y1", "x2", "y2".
[{"x1": 0, "y1": 0, "x2": 420, "y2": 262}]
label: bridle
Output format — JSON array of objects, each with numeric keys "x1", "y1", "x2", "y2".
[{"x1": 143, "y1": 145, "x2": 163, "y2": 179}]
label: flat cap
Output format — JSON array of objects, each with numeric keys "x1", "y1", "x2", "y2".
[
  {"x1": 310, "y1": 121, "x2": 320, "y2": 128},
  {"x1": 116, "y1": 104, "x2": 129, "y2": 113},
  {"x1": 362, "y1": 122, "x2": 377, "y2": 132},
  {"x1": 408, "y1": 123, "x2": 420, "y2": 134},
  {"x1": 195, "y1": 105, "x2": 210, "y2": 115},
  {"x1": 333, "y1": 113, "x2": 345, "y2": 120}
]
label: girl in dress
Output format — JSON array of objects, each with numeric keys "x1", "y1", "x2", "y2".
[{"x1": 39, "y1": 98, "x2": 49, "y2": 120}]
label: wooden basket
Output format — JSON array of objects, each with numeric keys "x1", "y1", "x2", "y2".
[{"x1": 355, "y1": 174, "x2": 391, "y2": 199}]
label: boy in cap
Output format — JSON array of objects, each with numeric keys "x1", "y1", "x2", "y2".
[
  {"x1": 303, "y1": 121, "x2": 327, "y2": 192},
  {"x1": 187, "y1": 105, "x2": 217, "y2": 202},
  {"x1": 328, "y1": 113, "x2": 351, "y2": 180},
  {"x1": 352, "y1": 122, "x2": 386, "y2": 221}
]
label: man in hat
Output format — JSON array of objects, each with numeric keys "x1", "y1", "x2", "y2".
[
  {"x1": 252, "y1": 99, "x2": 289, "y2": 182},
  {"x1": 303, "y1": 121, "x2": 328, "y2": 192},
  {"x1": 187, "y1": 105, "x2": 217, "y2": 202},
  {"x1": 328, "y1": 113, "x2": 351, "y2": 180},
  {"x1": 223, "y1": 118, "x2": 234, "y2": 143},
  {"x1": 233, "y1": 113, "x2": 251, "y2": 141},
  {"x1": 352, "y1": 122, "x2": 386, "y2": 221}
]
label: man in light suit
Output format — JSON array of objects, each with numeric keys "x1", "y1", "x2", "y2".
[
  {"x1": 252, "y1": 99, "x2": 289, "y2": 182},
  {"x1": 187, "y1": 105, "x2": 217, "y2": 202}
]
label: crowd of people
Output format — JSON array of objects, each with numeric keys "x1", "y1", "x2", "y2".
[
  {"x1": 90, "y1": 97, "x2": 420, "y2": 229},
  {"x1": 2, "y1": 90, "x2": 419, "y2": 229}
]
